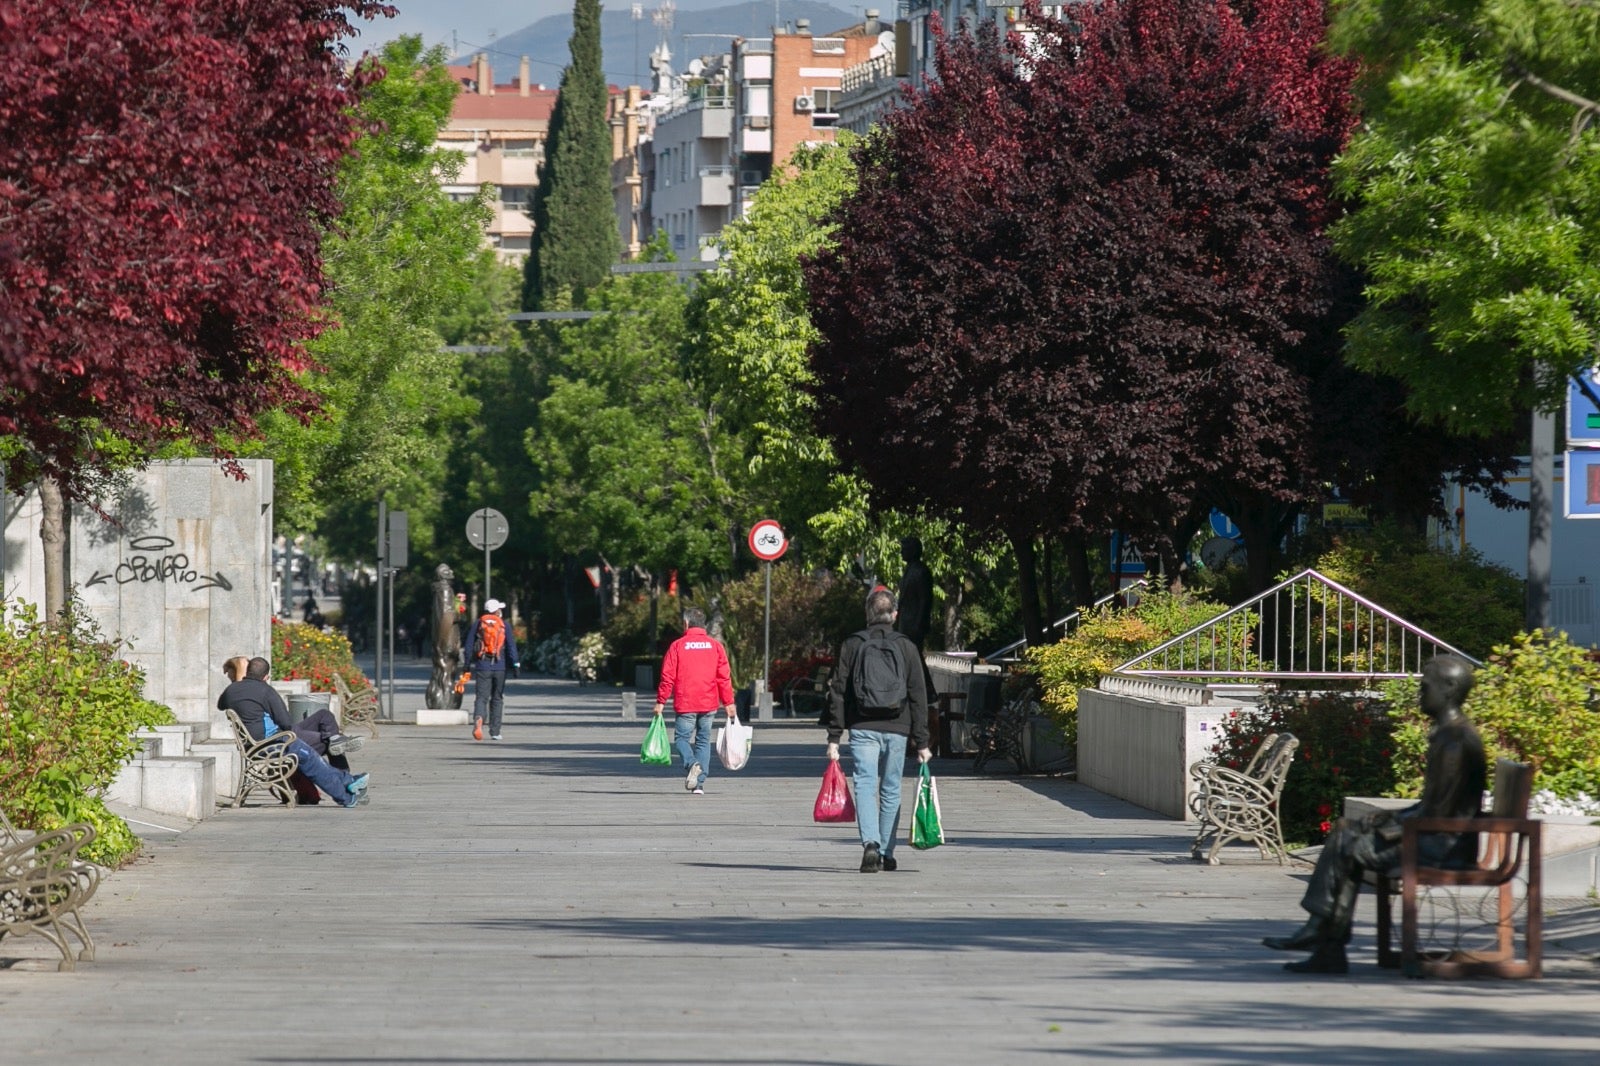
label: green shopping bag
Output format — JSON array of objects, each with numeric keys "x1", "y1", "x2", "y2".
[
  {"x1": 640, "y1": 714, "x2": 672, "y2": 766},
  {"x1": 910, "y1": 763, "x2": 944, "y2": 850}
]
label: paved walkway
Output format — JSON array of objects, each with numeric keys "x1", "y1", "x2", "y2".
[{"x1": 4, "y1": 665, "x2": 1600, "y2": 1064}]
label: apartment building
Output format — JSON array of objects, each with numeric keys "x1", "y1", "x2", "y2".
[
  {"x1": 610, "y1": 85, "x2": 652, "y2": 260},
  {"x1": 438, "y1": 54, "x2": 557, "y2": 260},
  {"x1": 648, "y1": 53, "x2": 737, "y2": 261},
  {"x1": 729, "y1": 19, "x2": 880, "y2": 217},
  {"x1": 836, "y1": 11, "x2": 903, "y2": 136}
]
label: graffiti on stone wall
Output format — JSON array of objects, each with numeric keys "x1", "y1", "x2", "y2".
[{"x1": 85, "y1": 536, "x2": 233, "y2": 592}]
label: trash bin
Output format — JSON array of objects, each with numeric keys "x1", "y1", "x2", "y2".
[{"x1": 286, "y1": 692, "x2": 331, "y2": 724}]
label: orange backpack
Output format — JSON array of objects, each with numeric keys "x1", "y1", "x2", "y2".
[{"x1": 475, "y1": 614, "x2": 506, "y2": 661}]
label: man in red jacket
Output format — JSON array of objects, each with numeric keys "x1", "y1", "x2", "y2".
[{"x1": 653, "y1": 606, "x2": 737, "y2": 794}]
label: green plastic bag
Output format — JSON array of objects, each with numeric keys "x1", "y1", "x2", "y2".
[
  {"x1": 640, "y1": 714, "x2": 672, "y2": 766},
  {"x1": 910, "y1": 763, "x2": 944, "y2": 850}
]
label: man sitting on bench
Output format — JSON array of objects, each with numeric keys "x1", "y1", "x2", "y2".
[
  {"x1": 219, "y1": 657, "x2": 371, "y2": 808},
  {"x1": 1262, "y1": 654, "x2": 1484, "y2": 974}
]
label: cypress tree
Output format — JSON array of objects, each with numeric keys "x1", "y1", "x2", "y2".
[{"x1": 522, "y1": 0, "x2": 619, "y2": 310}]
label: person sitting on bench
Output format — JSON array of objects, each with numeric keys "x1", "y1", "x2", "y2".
[
  {"x1": 222, "y1": 656, "x2": 362, "y2": 768},
  {"x1": 219, "y1": 657, "x2": 371, "y2": 807},
  {"x1": 1262, "y1": 654, "x2": 1484, "y2": 974}
]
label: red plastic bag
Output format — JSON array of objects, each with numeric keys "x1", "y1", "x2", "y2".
[{"x1": 813, "y1": 760, "x2": 856, "y2": 823}]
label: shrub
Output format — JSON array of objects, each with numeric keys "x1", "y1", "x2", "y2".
[
  {"x1": 1307, "y1": 527, "x2": 1523, "y2": 660},
  {"x1": 270, "y1": 617, "x2": 369, "y2": 694},
  {"x1": 1023, "y1": 592, "x2": 1246, "y2": 749},
  {"x1": 1384, "y1": 630, "x2": 1600, "y2": 798},
  {"x1": 716, "y1": 565, "x2": 863, "y2": 689},
  {"x1": 574, "y1": 631, "x2": 611, "y2": 683},
  {"x1": 1208, "y1": 691, "x2": 1398, "y2": 845},
  {"x1": 601, "y1": 592, "x2": 683, "y2": 662},
  {"x1": 529, "y1": 632, "x2": 580, "y2": 679},
  {"x1": 0, "y1": 606, "x2": 173, "y2": 865}
]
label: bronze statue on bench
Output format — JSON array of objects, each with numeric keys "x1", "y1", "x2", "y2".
[{"x1": 1263, "y1": 654, "x2": 1486, "y2": 974}]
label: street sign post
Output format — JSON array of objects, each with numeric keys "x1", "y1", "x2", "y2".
[
  {"x1": 466, "y1": 507, "x2": 510, "y2": 601},
  {"x1": 747, "y1": 520, "x2": 787, "y2": 712}
]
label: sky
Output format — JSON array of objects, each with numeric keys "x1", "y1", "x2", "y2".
[{"x1": 353, "y1": 0, "x2": 566, "y2": 56}]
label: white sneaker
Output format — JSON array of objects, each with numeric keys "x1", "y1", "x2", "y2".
[
  {"x1": 490, "y1": 733, "x2": 502, "y2": 740},
  {"x1": 686, "y1": 762, "x2": 701, "y2": 791}
]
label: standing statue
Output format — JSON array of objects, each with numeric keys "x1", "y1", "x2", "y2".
[{"x1": 426, "y1": 563, "x2": 464, "y2": 709}]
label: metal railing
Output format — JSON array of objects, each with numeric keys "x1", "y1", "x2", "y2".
[
  {"x1": 983, "y1": 579, "x2": 1149, "y2": 663},
  {"x1": 1113, "y1": 569, "x2": 1478, "y2": 682}
]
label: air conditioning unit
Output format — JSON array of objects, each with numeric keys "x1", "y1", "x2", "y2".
[
  {"x1": 748, "y1": 114, "x2": 771, "y2": 129},
  {"x1": 740, "y1": 170, "x2": 763, "y2": 186},
  {"x1": 795, "y1": 94, "x2": 815, "y2": 112}
]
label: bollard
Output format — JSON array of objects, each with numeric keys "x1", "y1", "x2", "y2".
[
  {"x1": 621, "y1": 691, "x2": 636, "y2": 720},
  {"x1": 753, "y1": 681, "x2": 774, "y2": 722}
]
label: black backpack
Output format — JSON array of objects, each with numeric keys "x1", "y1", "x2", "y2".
[{"x1": 850, "y1": 628, "x2": 908, "y2": 717}]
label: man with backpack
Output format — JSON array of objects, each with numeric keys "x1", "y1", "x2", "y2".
[
  {"x1": 465, "y1": 598, "x2": 520, "y2": 741},
  {"x1": 824, "y1": 588, "x2": 931, "y2": 872}
]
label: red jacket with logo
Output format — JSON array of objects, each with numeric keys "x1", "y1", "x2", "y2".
[{"x1": 657, "y1": 627, "x2": 734, "y2": 713}]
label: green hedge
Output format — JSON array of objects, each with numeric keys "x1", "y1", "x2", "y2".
[{"x1": 0, "y1": 606, "x2": 173, "y2": 865}]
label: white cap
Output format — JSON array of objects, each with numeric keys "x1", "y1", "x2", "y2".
[{"x1": 484, "y1": 599, "x2": 505, "y2": 613}]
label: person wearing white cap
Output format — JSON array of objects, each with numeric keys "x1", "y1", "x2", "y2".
[{"x1": 464, "y1": 598, "x2": 520, "y2": 740}]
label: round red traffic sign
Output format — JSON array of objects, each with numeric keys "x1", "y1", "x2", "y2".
[{"x1": 747, "y1": 519, "x2": 788, "y2": 562}]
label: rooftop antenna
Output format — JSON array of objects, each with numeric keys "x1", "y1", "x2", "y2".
[
  {"x1": 632, "y1": 2, "x2": 644, "y2": 85},
  {"x1": 653, "y1": 0, "x2": 676, "y2": 50}
]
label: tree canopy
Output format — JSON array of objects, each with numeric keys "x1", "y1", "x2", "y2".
[
  {"x1": 1329, "y1": 0, "x2": 1600, "y2": 434},
  {"x1": 0, "y1": 0, "x2": 392, "y2": 497},
  {"x1": 804, "y1": 0, "x2": 1356, "y2": 637}
]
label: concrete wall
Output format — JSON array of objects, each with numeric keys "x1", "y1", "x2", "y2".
[
  {"x1": 3, "y1": 460, "x2": 274, "y2": 725},
  {"x1": 1078, "y1": 685, "x2": 1246, "y2": 819}
]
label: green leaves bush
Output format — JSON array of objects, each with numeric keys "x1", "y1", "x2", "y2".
[
  {"x1": 1307, "y1": 528, "x2": 1523, "y2": 660},
  {"x1": 1384, "y1": 630, "x2": 1600, "y2": 798},
  {"x1": 1024, "y1": 592, "x2": 1246, "y2": 749},
  {"x1": 717, "y1": 565, "x2": 862, "y2": 689},
  {"x1": 0, "y1": 606, "x2": 173, "y2": 865}
]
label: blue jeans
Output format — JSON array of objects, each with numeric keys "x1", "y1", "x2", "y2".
[
  {"x1": 849, "y1": 730, "x2": 907, "y2": 858},
  {"x1": 474, "y1": 669, "x2": 506, "y2": 734},
  {"x1": 674, "y1": 712, "x2": 715, "y2": 786},
  {"x1": 283, "y1": 737, "x2": 358, "y2": 806}
]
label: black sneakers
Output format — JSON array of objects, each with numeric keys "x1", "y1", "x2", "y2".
[
  {"x1": 860, "y1": 843, "x2": 882, "y2": 873},
  {"x1": 881, "y1": 854, "x2": 898, "y2": 872}
]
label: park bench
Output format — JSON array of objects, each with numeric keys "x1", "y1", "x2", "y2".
[
  {"x1": 1187, "y1": 731, "x2": 1299, "y2": 865},
  {"x1": 1372, "y1": 758, "x2": 1541, "y2": 979},
  {"x1": 333, "y1": 673, "x2": 381, "y2": 737},
  {"x1": 0, "y1": 808, "x2": 100, "y2": 971},
  {"x1": 782, "y1": 666, "x2": 832, "y2": 720},
  {"x1": 224, "y1": 709, "x2": 301, "y2": 808}
]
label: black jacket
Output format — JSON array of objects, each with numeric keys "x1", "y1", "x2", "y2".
[
  {"x1": 824, "y1": 624, "x2": 929, "y2": 749},
  {"x1": 218, "y1": 678, "x2": 290, "y2": 742}
]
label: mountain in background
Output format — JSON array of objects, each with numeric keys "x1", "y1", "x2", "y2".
[{"x1": 453, "y1": 1, "x2": 859, "y2": 89}]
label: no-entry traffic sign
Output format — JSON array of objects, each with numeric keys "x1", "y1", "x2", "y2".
[{"x1": 748, "y1": 519, "x2": 787, "y2": 562}]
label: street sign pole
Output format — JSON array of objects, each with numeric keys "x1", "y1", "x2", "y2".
[
  {"x1": 746, "y1": 520, "x2": 788, "y2": 720},
  {"x1": 466, "y1": 507, "x2": 511, "y2": 612},
  {"x1": 482, "y1": 510, "x2": 492, "y2": 603},
  {"x1": 375, "y1": 495, "x2": 385, "y2": 710}
]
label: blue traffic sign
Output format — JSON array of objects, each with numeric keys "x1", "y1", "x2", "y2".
[
  {"x1": 1209, "y1": 509, "x2": 1242, "y2": 540},
  {"x1": 1566, "y1": 369, "x2": 1600, "y2": 445}
]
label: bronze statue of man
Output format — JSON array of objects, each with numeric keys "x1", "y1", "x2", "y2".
[
  {"x1": 426, "y1": 563, "x2": 464, "y2": 710},
  {"x1": 1263, "y1": 654, "x2": 1486, "y2": 974}
]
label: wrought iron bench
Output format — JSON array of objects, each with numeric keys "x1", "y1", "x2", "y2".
[
  {"x1": 333, "y1": 672, "x2": 381, "y2": 738},
  {"x1": 0, "y1": 809, "x2": 100, "y2": 971},
  {"x1": 1373, "y1": 758, "x2": 1542, "y2": 978},
  {"x1": 224, "y1": 709, "x2": 301, "y2": 808},
  {"x1": 1187, "y1": 731, "x2": 1299, "y2": 865},
  {"x1": 782, "y1": 667, "x2": 832, "y2": 720}
]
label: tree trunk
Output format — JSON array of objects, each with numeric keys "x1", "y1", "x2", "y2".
[
  {"x1": 941, "y1": 579, "x2": 964, "y2": 651},
  {"x1": 1041, "y1": 536, "x2": 1057, "y2": 631},
  {"x1": 1010, "y1": 529, "x2": 1045, "y2": 650},
  {"x1": 39, "y1": 475, "x2": 67, "y2": 623},
  {"x1": 1065, "y1": 533, "x2": 1094, "y2": 609}
]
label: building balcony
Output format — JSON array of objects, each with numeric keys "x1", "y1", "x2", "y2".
[{"x1": 697, "y1": 166, "x2": 735, "y2": 207}]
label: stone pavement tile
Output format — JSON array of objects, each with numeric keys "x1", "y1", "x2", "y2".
[{"x1": 2, "y1": 674, "x2": 1598, "y2": 1065}]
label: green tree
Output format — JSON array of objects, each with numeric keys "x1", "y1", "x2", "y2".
[
  {"x1": 1329, "y1": 0, "x2": 1600, "y2": 433},
  {"x1": 522, "y1": 0, "x2": 619, "y2": 310},
  {"x1": 245, "y1": 36, "x2": 491, "y2": 559},
  {"x1": 530, "y1": 261, "x2": 736, "y2": 583}
]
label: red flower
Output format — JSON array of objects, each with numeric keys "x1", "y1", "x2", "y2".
[
  {"x1": 1317, "y1": 802, "x2": 1332, "y2": 816},
  {"x1": 1319, "y1": 820, "x2": 1332, "y2": 834}
]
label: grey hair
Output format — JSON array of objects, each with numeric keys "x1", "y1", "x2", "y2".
[
  {"x1": 865, "y1": 589, "x2": 896, "y2": 626},
  {"x1": 682, "y1": 606, "x2": 707, "y2": 629}
]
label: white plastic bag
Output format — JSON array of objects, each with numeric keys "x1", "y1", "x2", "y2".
[{"x1": 715, "y1": 714, "x2": 753, "y2": 771}]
